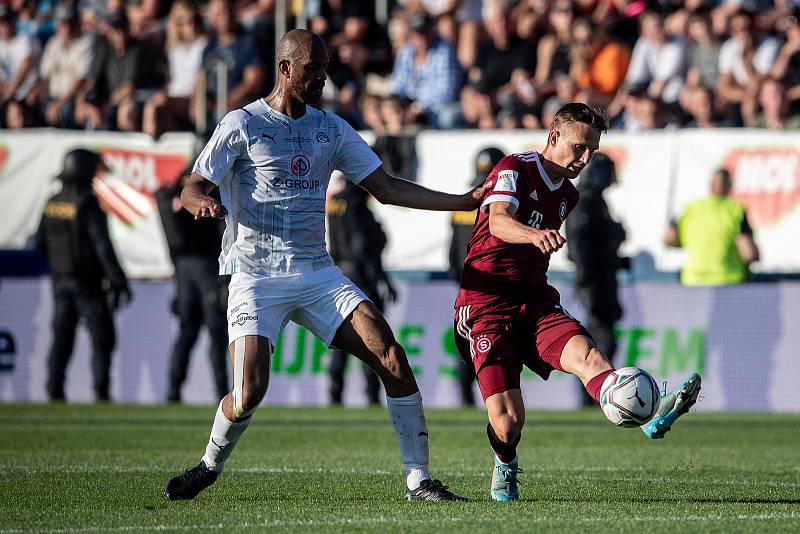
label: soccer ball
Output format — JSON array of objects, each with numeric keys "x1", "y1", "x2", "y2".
[{"x1": 600, "y1": 367, "x2": 661, "y2": 428}]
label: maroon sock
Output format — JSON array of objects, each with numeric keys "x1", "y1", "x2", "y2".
[
  {"x1": 487, "y1": 423, "x2": 520, "y2": 464},
  {"x1": 586, "y1": 369, "x2": 615, "y2": 403}
]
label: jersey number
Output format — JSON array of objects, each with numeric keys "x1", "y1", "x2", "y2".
[{"x1": 527, "y1": 210, "x2": 543, "y2": 229}]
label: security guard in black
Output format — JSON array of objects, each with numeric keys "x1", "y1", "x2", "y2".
[{"x1": 36, "y1": 149, "x2": 131, "y2": 401}]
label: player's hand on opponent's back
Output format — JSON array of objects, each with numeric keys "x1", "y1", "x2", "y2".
[
  {"x1": 462, "y1": 181, "x2": 493, "y2": 210},
  {"x1": 530, "y1": 229, "x2": 566, "y2": 255},
  {"x1": 194, "y1": 198, "x2": 228, "y2": 220}
]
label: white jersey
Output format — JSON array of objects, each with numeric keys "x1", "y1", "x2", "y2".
[{"x1": 193, "y1": 99, "x2": 382, "y2": 276}]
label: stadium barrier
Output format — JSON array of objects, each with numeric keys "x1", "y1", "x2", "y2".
[
  {"x1": 1, "y1": 129, "x2": 798, "y2": 277},
  {"x1": 2, "y1": 278, "x2": 798, "y2": 412}
]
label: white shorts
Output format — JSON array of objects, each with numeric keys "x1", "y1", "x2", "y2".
[{"x1": 226, "y1": 266, "x2": 368, "y2": 347}]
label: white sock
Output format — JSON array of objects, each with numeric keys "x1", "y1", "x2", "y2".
[
  {"x1": 386, "y1": 391, "x2": 430, "y2": 490},
  {"x1": 201, "y1": 400, "x2": 251, "y2": 473}
]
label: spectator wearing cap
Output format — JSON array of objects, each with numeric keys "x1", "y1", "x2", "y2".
[
  {"x1": 460, "y1": 0, "x2": 537, "y2": 129},
  {"x1": 390, "y1": 11, "x2": 463, "y2": 129},
  {"x1": 34, "y1": 4, "x2": 95, "y2": 128},
  {"x1": 76, "y1": 10, "x2": 166, "y2": 131},
  {"x1": 197, "y1": 0, "x2": 265, "y2": 131},
  {"x1": 0, "y1": 5, "x2": 40, "y2": 126},
  {"x1": 142, "y1": 0, "x2": 207, "y2": 138}
]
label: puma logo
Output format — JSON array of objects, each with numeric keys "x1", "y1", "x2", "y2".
[
  {"x1": 628, "y1": 388, "x2": 646, "y2": 408},
  {"x1": 262, "y1": 133, "x2": 276, "y2": 143}
]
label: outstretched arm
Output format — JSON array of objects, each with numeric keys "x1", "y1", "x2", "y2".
[
  {"x1": 359, "y1": 166, "x2": 489, "y2": 212},
  {"x1": 181, "y1": 173, "x2": 227, "y2": 219}
]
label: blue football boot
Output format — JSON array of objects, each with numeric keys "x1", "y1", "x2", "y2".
[
  {"x1": 641, "y1": 373, "x2": 702, "y2": 439},
  {"x1": 490, "y1": 455, "x2": 521, "y2": 501}
]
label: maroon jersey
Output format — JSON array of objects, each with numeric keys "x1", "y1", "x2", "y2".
[{"x1": 455, "y1": 151, "x2": 580, "y2": 308}]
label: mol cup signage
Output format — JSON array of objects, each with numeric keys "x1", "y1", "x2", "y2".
[
  {"x1": 0, "y1": 130, "x2": 197, "y2": 276},
  {"x1": 95, "y1": 147, "x2": 188, "y2": 225},
  {"x1": 725, "y1": 147, "x2": 800, "y2": 228}
]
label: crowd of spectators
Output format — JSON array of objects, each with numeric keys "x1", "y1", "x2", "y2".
[{"x1": 1, "y1": 0, "x2": 800, "y2": 136}]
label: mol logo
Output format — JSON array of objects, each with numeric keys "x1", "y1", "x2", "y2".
[
  {"x1": 98, "y1": 148, "x2": 188, "y2": 193},
  {"x1": 94, "y1": 148, "x2": 188, "y2": 225},
  {"x1": 724, "y1": 148, "x2": 800, "y2": 228}
]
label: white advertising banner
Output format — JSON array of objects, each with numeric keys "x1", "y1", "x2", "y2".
[
  {"x1": 0, "y1": 130, "x2": 196, "y2": 277},
  {"x1": 1, "y1": 278, "x2": 798, "y2": 412},
  {"x1": 2, "y1": 129, "x2": 799, "y2": 276}
]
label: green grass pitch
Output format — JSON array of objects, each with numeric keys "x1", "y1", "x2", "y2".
[{"x1": 1, "y1": 404, "x2": 798, "y2": 533}]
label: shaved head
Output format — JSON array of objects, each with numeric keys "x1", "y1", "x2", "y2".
[
  {"x1": 277, "y1": 29, "x2": 326, "y2": 63},
  {"x1": 272, "y1": 29, "x2": 329, "y2": 108}
]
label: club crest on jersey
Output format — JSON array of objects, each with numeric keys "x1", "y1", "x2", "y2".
[
  {"x1": 559, "y1": 199, "x2": 567, "y2": 220},
  {"x1": 290, "y1": 155, "x2": 311, "y2": 176},
  {"x1": 494, "y1": 170, "x2": 518, "y2": 193},
  {"x1": 315, "y1": 131, "x2": 330, "y2": 144},
  {"x1": 475, "y1": 335, "x2": 492, "y2": 353}
]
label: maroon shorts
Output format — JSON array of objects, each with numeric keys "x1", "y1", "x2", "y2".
[{"x1": 454, "y1": 300, "x2": 591, "y2": 400}]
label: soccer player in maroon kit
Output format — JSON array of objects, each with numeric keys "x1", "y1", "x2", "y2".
[{"x1": 454, "y1": 103, "x2": 702, "y2": 501}]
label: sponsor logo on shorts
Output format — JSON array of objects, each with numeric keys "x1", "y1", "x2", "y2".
[
  {"x1": 290, "y1": 155, "x2": 311, "y2": 176},
  {"x1": 231, "y1": 312, "x2": 258, "y2": 327},
  {"x1": 494, "y1": 170, "x2": 518, "y2": 193},
  {"x1": 476, "y1": 335, "x2": 492, "y2": 353},
  {"x1": 315, "y1": 131, "x2": 330, "y2": 144}
]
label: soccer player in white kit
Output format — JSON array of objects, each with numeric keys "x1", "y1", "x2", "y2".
[{"x1": 164, "y1": 29, "x2": 487, "y2": 502}]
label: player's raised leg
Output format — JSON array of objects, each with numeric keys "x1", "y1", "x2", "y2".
[
  {"x1": 559, "y1": 334, "x2": 701, "y2": 438},
  {"x1": 164, "y1": 335, "x2": 270, "y2": 500},
  {"x1": 484, "y1": 387, "x2": 524, "y2": 501},
  {"x1": 558, "y1": 334, "x2": 615, "y2": 404},
  {"x1": 332, "y1": 301, "x2": 467, "y2": 502}
]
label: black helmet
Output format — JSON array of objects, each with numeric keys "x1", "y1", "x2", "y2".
[
  {"x1": 579, "y1": 152, "x2": 616, "y2": 191},
  {"x1": 58, "y1": 149, "x2": 107, "y2": 186},
  {"x1": 473, "y1": 147, "x2": 504, "y2": 187}
]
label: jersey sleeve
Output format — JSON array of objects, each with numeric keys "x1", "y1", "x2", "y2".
[
  {"x1": 480, "y1": 155, "x2": 525, "y2": 213},
  {"x1": 192, "y1": 110, "x2": 249, "y2": 186},
  {"x1": 333, "y1": 117, "x2": 382, "y2": 184}
]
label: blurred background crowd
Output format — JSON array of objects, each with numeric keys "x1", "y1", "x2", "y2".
[{"x1": 1, "y1": 0, "x2": 800, "y2": 136}]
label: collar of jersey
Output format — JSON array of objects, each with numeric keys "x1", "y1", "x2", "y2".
[
  {"x1": 530, "y1": 151, "x2": 563, "y2": 192},
  {"x1": 259, "y1": 98, "x2": 313, "y2": 124}
]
